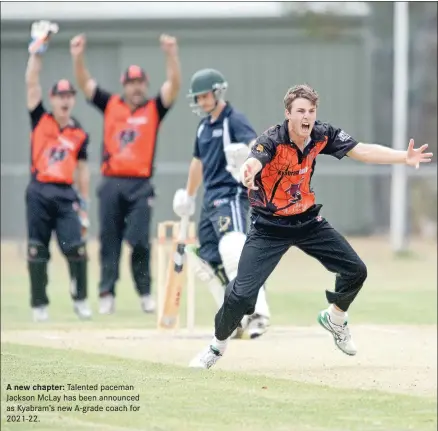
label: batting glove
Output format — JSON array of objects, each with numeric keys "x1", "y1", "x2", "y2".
[{"x1": 173, "y1": 189, "x2": 196, "y2": 218}]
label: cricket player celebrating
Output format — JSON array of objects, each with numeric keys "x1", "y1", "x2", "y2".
[
  {"x1": 71, "y1": 32, "x2": 181, "y2": 315},
  {"x1": 173, "y1": 68, "x2": 270, "y2": 339},
  {"x1": 190, "y1": 84, "x2": 433, "y2": 368},
  {"x1": 25, "y1": 21, "x2": 91, "y2": 321}
]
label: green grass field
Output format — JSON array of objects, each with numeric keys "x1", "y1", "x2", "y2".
[{"x1": 1, "y1": 238, "x2": 437, "y2": 430}]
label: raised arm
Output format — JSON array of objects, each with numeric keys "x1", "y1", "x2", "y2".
[
  {"x1": 26, "y1": 20, "x2": 59, "y2": 111},
  {"x1": 159, "y1": 34, "x2": 181, "y2": 108},
  {"x1": 70, "y1": 34, "x2": 97, "y2": 101},
  {"x1": 25, "y1": 54, "x2": 43, "y2": 111}
]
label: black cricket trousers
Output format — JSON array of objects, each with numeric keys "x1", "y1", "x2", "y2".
[
  {"x1": 97, "y1": 177, "x2": 154, "y2": 297},
  {"x1": 26, "y1": 181, "x2": 87, "y2": 307},
  {"x1": 214, "y1": 205, "x2": 368, "y2": 340}
]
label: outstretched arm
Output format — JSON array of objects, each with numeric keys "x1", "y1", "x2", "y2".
[
  {"x1": 240, "y1": 158, "x2": 263, "y2": 190},
  {"x1": 348, "y1": 139, "x2": 433, "y2": 169},
  {"x1": 240, "y1": 135, "x2": 276, "y2": 189},
  {"x1": 322, "y1": 125, "x2": 433, "y2": 169},
  {"x1": 159, "y1": 34, "x2": 181, "y2": 108},
  {"x1": 25, "y1": 54, "x2": 43, "y2": 111}
]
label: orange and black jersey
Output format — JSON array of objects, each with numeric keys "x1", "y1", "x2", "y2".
[
  {"x1": 90, "y1": 87, "x2": 170, "y2": 178},
  {"x1": 29, "y1": 102, "x2": 89, "y2": 185},
  {"x1": 249, "y1": 120, "x2": 358, "y2": 217}
]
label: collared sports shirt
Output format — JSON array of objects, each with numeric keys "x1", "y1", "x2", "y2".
[
  {"x1": 249, "y1": 120, "x2": 358, "y2": 217},
  {"x1": 29, "y1": 102, "x2": 88, "y2": 184}
]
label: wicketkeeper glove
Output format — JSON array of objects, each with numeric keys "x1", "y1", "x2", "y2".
[{"x1": 29, "y1": 20, "x2": 59, "y2": 54}]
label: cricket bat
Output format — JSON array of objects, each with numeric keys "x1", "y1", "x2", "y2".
[{"x1": 158, "y1": 216, "x2": 190, "y2": 329}]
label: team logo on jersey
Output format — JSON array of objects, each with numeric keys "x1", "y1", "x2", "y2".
[
  {"x1": 212, "y1": 129, "x2": 223, "y2": 138},
  {"x1": 255, "y1": 144, "x2": 264, "y2": 153},
  {"x1": 47, "y1": 146, "x2": 67, "y2": 166},
  {"x1": 337, "y1": 130, "x2": 351, "y2": 142},
  {"x1": 286, "y1": 181, "x2": 303, "y2": 204},
  {"x1": 118, "y1": 129, "x2": 138, "y2": 148},
  {"x1": 218, "y1": 216, "x2": 232, "y2": 233},
  {"x1": 213, "y1": 198, "x2": 230, "y2": 207}
]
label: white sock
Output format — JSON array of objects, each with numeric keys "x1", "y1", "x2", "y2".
[
  {"x1": 328, "y1": 304, "x2": 348, "y2": 326},
  {"x1": 211, "y1": 336, "x2": 228, "y2": 355}
]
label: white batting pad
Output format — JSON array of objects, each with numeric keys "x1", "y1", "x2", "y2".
[
  {"x1": 218, "y1": 231, "x2": 246, "y2": 280},
  {"x1": 185, "y1": 245, "x2": 224, "y2": 308},
  {"x1": 219, "y1": 231, "x2": 270, "y2": 318}
]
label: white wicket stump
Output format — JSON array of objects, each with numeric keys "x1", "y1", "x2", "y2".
[{"x1": 156, "y1": 220, "x2": 197, "y2": 332}]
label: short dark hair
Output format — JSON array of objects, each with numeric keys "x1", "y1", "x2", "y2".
[{"x1": 284, "y1": 84, "x2": 319, "y2": 112}]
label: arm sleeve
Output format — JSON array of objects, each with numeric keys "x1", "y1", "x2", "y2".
[
  {"x1": 193, "y1": 136, "x2": 200, "y2": 159},
  {"x1": 193, "y1": 122, "x2": 205, "y2": 158},
  {"x1": 249, "y1": 135, "x2": 276, "y2": 167},
  {"x1": 320, "y1": 124, "x2": 359, "y2": 160},
  {"x1": 155, "y1": 92, "x2": 171, "y2": 122},
  {"x1": 90, "y1": 86, "x2": 112, "y2": 113},
  {"x1": 77, "y1": 134, "x2": 89, "y2": 160},
  {"x1": 228, "y1": 112, "x2": 257, "y2": 144},
  {"x1": 29, "y1": 102, "x2": 46, "y2": 130}
]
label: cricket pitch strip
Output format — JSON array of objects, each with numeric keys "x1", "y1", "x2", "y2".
[{"x1": 2, "y1": 325, "x2": 436, "y2": 397}]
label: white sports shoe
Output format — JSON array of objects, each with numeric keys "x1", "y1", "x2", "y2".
[
  {"x1": 32, "y1": 306, "x2": 49, "y2": 322},
  {"x1": 246, "y1": 314, "x2": 270, "y2": 339},
  {"x1": 140, "y1": 295, "x2": 156, "y2": 313},
  {"x1": 317, "y1": 309, "x2": 357, "y2": 356},
  {"x1": 189, "y1": 345, "x2": 222, "y2": 369},
  {"x1": 99, "y1": 294, "x2": 115, "y2": 315},
  {"x1": 74, "y1": 300, "x2": 92, "y2": 320}
]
